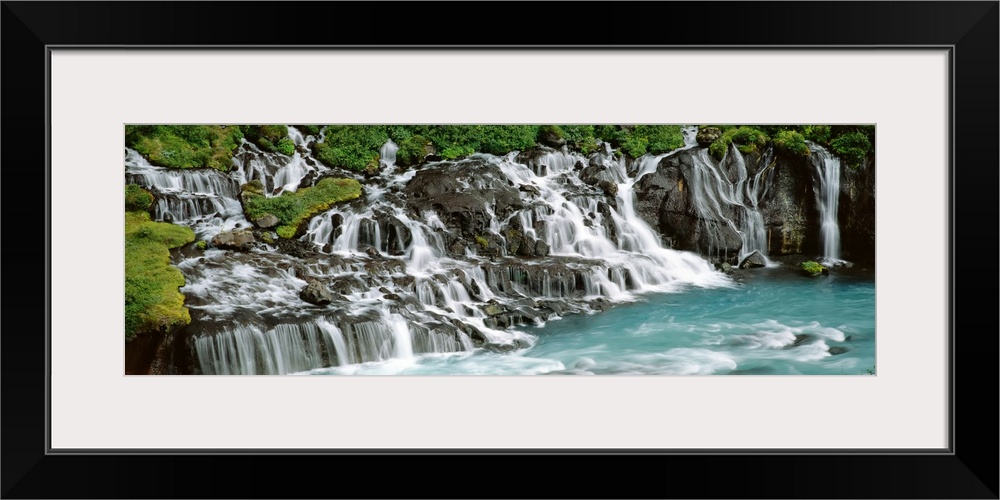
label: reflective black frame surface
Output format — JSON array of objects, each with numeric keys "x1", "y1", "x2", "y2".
[{"x1": 2, "y1": 2, "x2": 997, "y2": 498}]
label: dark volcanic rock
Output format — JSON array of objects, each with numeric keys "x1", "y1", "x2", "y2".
[
  {"x1": 839, "y1": 154, "x2": 876, "y2": 265},
  {"x1": 534, "y1": 240, "x2": 550, "y2": 257},
  {"x1": 580, "y1": 158, "x2": 607, "y2": 186},
  {"x1": 538, "y1": 128, "x2": 566, "y2": 148},
  {"x1": 405, "y1": 158, "x2": 523, "y2": 238},
  {"x1": 378, "y1": 213, "x2": 413, "y2": 256},
  {"x1": 211, "y1": 229, "x2": 255, "y2": 251},
  {"x1": 739, "y1": 250, "x2": 767, "y2": 269},
  {"x1": 299, "y1": 280, "x2": 334, "y2": 305},
  {"x1": 598, "y1": 180, "x2": 618, "y2": 198}
]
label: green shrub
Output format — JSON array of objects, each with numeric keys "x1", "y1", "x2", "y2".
[
  {"x1": 125, "y1": 184, "x2": 154, "y2": 212},
  {"x1": 243, "y1": 177, "x2": 362, "y2": 238},
  {"x1": 397, "y1": 134, "x2": 430, "y2": 166},
  {"x1": 772, "y1": 130, "x2": 810, "y2": 156},
  {"x1": 800, "y1": 261, "x2": 826, "y2": 277},
  {"x1": 561, "y1": 125, "x2": 598, "y2": 154},
  {"x1": 620, "y1": 133, "x2": 650, "y2": 158},
  {"x1": 589, "y1": 125, "x2": 685, "y2": 157},
  {"x1": 475, "y1": 125, "x2": 539, "y2": 155},
  {"x1": 125, "y1": 211, "x2": 196, "y2": 339},
  {"x1": 594, "y1": 125, "x2": 625, "y2": 146},
  {"x1": 708, "y1": 126, "x2": 770, "y2": 160},
  {"x1": 126, "y1": 125, "x2": 244, "y2": 171},
  {"x1": 830, "y1": 131, "x2": 872, "y2": 169},
  {"x1": 801, "y1": 125, "x2": 831, "y2": 144},
  {"x1": 634, "y1": 125, "x2": 685, "y2": 155},
  {"x1": 312, "y1": 125, "x2": 389, "y2": 171},
  {"x1": 276, "y1": 138, "x2": 296, "y2": 156}
]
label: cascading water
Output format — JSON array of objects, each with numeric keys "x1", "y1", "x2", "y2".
[
  {"x1": 134, "y1": 131, "x2": 740, "y2": 375},
  {"x1": 683, "y1": 146, "x2": 774, "y2": 265},
  {"x1": 809, "y1": 143, "x2": 844, "y2": 264}
]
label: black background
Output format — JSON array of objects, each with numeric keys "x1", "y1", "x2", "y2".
[{"x1": 2, "y1": 2, "x2": 997, "y2": 498}]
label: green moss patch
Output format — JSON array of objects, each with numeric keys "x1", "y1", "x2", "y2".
[
  {"x1": 243, "y1": 177, "x2": 362, "y2": 238},
  {"x1": 125, "y1": 184, "x2": 154, "y2": 212},
  {"x1": 125, "y1": 125, "x2": 244, "y2": 171},
  {"x1": 125, "y1": 211, "x2": 196, "y2": 339},
  {"x1": 241, "y1": 125, "x2": 297, "y2": 155},
  {"x1": 800, "y1": 261, "x2": 827, "y2": 277},
  {"x1": 708, "y1": 126, "x2": 770, "y2": 160},
  {"x1": 772, "y1": 130, "x2": 810, "y2": 157}
]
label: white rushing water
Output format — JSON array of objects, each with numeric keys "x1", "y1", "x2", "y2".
[
  {"x1": 129, "y1": 128, "x2": 741, "y2": 375},
  {"x1": 809, "y1": 143, "x2": 844, "y2": 265},
  {"x1": 682, "y1": 145, "x2": 773, "y2": 265}
]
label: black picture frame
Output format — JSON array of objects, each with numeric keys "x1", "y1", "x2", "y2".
[{"x1": 3, "y1": 2, "x2": 997, "y2": 498}]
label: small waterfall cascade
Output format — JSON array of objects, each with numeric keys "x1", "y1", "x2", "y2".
[
  {"x1": 808, "y1": 142, "x2": 844, "y2": 264},
  {"x1": 124, "y1": 148, "x2": 245, "y2": 240},
  {"x1": 683, "y1": 145, "x2": 774, "y2": 264},
  {"x1": 132, "y1": 132, "x2": 734, "y2": 375}
]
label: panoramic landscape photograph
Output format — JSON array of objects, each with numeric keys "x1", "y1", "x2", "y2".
[{"x1": 124, "y1": 124, "x2": 875, "y2": 375}]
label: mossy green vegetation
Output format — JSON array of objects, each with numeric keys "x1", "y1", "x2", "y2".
[
  {"x1": 243, "y1": 178, "x2": 362, "y2": 239},
  {"x1": 708, "y1": 126, "x2": 770, "y2": 160},
  {"x1": 800, "y1": 261, "x2": 826, "y2": 277},
  {"x1": 125, "y1": 184, "x2": 154, "y2": 212},
  {"x1": 536, "y1": 125, "x2": 564, "y2": 142},
  {"x1": 560, "y1": 125, "x2": 598, "y2": 154},
  {"x1": 312, "y1": 125, "x2": 389, "y2": 171},
  {"x1": 311, "y1": 125, "x2": 544, "y2": 168},
  {"x1": 716, "y1": 125, "x2": 873, "y2": 167},
  {"x1": 125, "y1": 211, "x2": 196, "y2": 339},
  {"x1": 593, "y1": 125, "x2": 685, "y2": 158},
  {"x1": 125, "y1": 125, "x2": 244, "y2": 171},
  {"x1": 830, "y1": 131, "x2": 872, "y2": 169},
  {"x1": 396, "y1": 134, "x2": 431, "y2": 166},
  {"x1": 240, "y1": 125, "x2": 297, "y2": 156},
  {"x1": 772, "y1": 130, "x2": 810, "y2": 157}
]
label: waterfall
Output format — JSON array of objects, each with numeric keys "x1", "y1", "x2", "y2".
[
  {"x1": 683, "y1": 146, "x2": 772, "y2": 264},
  {"x1": 809, "y1": 143, "x2": 843, "y2": 264},
  {"x1": 125, "y1": 148, "x2": 246, "y2": 240},
  {"x1": 138, "y1": 135, "x2": 732, "y2": 375}
]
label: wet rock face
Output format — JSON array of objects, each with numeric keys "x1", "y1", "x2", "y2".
[
  {"x1": 299, "y1": 280, "x2": 333, "y2": 305},
  {"x1": 634, "y1": 150, "x2": 743, "y2": 259},
  {"x1": 633, "y1": 147, "x2": 821, "y2": 262},
  {"x1": 404, "y1": 158, "x2": 523, "y2": 238},
  {"x1": 739, "y1": 250, "x2": 767, "y2": 269},
  {"x1": 839, "y1": 155, "x2": 876, "y2": 264}
]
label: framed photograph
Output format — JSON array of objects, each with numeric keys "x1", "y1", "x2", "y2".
[{"x1": 4, "y1": 1, "x2": 996, "y2": 498}]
